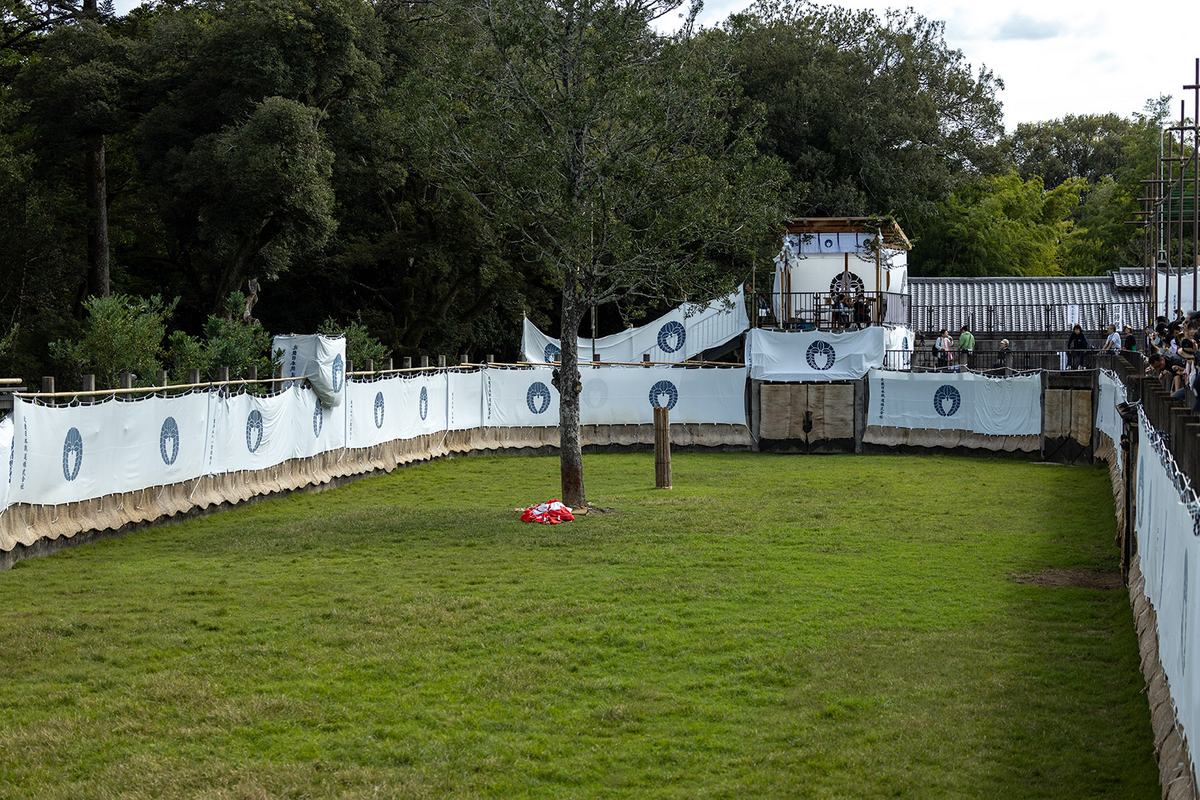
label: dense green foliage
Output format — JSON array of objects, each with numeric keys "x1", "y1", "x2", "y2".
[
  {"x1": 0, "y1": 0, "x2": 1183, "y2": 383},
  {"x1": 0, "y1": 453, "x2": 1157, "y2": 796},
  {"x1": 48, "y1": 292, "x2": 176, "y2": 388},
  {"x1": 723, "y1": 0, "x2": 1004, "y2": 231}
]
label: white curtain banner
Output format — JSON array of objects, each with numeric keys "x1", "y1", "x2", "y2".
[
  {"x1": 0, "y1": 365, "x2": 748, "y2": 515},
  {"x1": 447, "y1": 371, "x2": 482, "y2": 431},
  {"x1": 487, "y1": 368, "x2": 560, "y2": 428},
  {"x1": 747, "y1": 327, "x2": 886, "y2": 382},
  {"x1": 579, "y1": 366, "x2": 747, "y2": 426},
  {"x1": 521, "y1": 290, "x2": 748, "y2": 364},
  {"x1": 206, "y1": 386, "x2": 329, "y2": 475},
  {"x1": 1135, "y1": 411, "x2": 1200, "y2": 782},
  {"x1": 10, "y1": 392, "x2": 211, "y2": 507},
  {"x1": 0, "y1": 416, "x2": 13, "y2": 512},
  {"x1": 273, "y1": 334, "x2": 347, "y2": 408},
  {"x1": 1096, "y1": 371, "x2": 1127, "y2": 469},
  {"x1": 866, "y1": 369, "x2": 1042, "y2": 436}
]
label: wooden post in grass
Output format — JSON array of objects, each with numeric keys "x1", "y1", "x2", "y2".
[{"x1": 654, "y1": 406, "x2": 671, "y2": 489}]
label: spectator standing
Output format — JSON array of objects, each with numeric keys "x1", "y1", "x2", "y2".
[
  {"x1": 935, "y1": 328, "x2": 952, "y2": 370},
  {"x1": 1067, "y1": 324, "x2": 1090, "y2": 369},
  {"x1": 958, "y1": 325, "x2": 975, "y2": 371},
  {"x1": 993, "y1": 339, "x2": 1011, "y2": 369},
  {"x1": 1122, "y1": 325, "x2": 1136, "y2": 352},
  {"x1": 1103, "y1": 324, "x2": 1120, "y2": 350}
]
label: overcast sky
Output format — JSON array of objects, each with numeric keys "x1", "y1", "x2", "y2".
[{"x1": 111, "y1": 0, "x2": 1197, "y2": 132}]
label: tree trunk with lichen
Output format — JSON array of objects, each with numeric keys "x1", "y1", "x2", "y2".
[{"x1": 556, "y1": 282, "x2": 586, "y2": 509}]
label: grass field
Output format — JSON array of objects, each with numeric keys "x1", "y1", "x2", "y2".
[{"x1": 0, "y1": 452, "x2": 1158, "y2": 798}]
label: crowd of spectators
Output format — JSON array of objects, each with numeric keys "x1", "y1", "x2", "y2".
[{"x1": 1143, "y1": 310, "x2": 1200, "y2": 413}]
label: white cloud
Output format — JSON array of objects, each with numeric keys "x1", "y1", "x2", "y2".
[{"x1": 991, "y1": 12, "x2": 1064, "y2": 42}]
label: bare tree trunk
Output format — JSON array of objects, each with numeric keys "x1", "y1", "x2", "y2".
[
  {"x1": 85, "y1": 133, "x2": 109, "y2": 298},
  {"x1": 558, "y1": 283, "x2": 586, "y2": 509},
  {"x1": 82, "y1": 0, "x2": 108, "y2": 299}
]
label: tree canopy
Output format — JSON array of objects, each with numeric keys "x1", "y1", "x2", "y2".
[
  {"x1": 411, "y1": 0, "x2": 786, "y2": 505},
  {"x1": 0, "y1": 0, "x2": 1178, "y2": 386}
]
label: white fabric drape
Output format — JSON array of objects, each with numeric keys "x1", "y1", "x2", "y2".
[
  {"x1": 273, "y1": 334, "x2": 347, "y2": 407},
  {"x1": 866, "y1": 369, "x2": 1042, "y2": 436},
  {"x1": 1096, "y1": 371, "x2": 1127, "y2": 468},
  {"x1": 2, "y1": 366, "x2": 747, "y2": 513},
  {"x1": 521, "y1": 290, "x2": 748, "y2": 364},
  {"x1": 9, "y1": 392, "x2": 212, "y2": 507},
  {"x1": 0, "y1": 416, "x2": 12, "y2": 512},
  {"x1": 1135, "y1": 410, "x2": 1200, "y2": 782},
  {"x1": 747, "y1": 327, "x2": 886, "y2": 382}
]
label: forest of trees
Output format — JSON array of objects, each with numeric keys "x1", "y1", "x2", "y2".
[{"x1": 0, "y1": 0, "x2": 1174, "y2": 386}]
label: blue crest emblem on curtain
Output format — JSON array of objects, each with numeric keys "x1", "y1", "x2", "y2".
[
  {"x1": 657, "y1": 321, "x2": 686, "y2": 354},
  {"x1": 62, "y1": 427, "x2": 83, "y2": 481},
  {"x1": 374, "y1": 391, "x2": 385, "y2": 428},
  {"x1": 544, "y1": 343, "x2": 561, "y2": 363},
  {"x1": 313, "y1": 403, "x2": 323, "y2": 437},
  {"x1": 527, "y1": 382, "x2": 552, "y2": 414},
  {"x1": 648, "y1": 380, "x2": 678, "y2": 410},
  {"x1": 933, "y1": 385, "x2": 961, "y2": 417},
  {"x1": 419, "y1": 386, "x2": 429, "y2": 420},
  {"x1": 332, "y1": 354, "x2": 345, "y2": 393},
  {"x1": 160, "y1": 417, "x2": 180, "y2": 465},
  {"x1": 806, "y1": 340, "x2": 836, "y2": 371},
  {"x1": 246, "y1": 410, "x2": 264, "y2": 452}
]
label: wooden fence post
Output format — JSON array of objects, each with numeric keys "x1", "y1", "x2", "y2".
[{"x1": 654, "y1": 406, "x2": 671, "y2": 489}]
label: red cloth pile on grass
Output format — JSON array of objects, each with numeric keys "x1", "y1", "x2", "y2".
[{"x1": 520, "y1": 500, "x2": 575, "y2": 524}]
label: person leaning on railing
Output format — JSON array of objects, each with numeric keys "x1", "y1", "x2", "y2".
[
  {"x1": 1147, "y1": 351, "x2": 1188, "y2": 400},
  {"x1": 1102, "y1": 324, "x2": 1120, "y2": 351}
]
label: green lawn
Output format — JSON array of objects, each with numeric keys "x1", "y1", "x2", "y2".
[{"x1": 0, "y1": 453, "x2": 1157, "y2": 798}]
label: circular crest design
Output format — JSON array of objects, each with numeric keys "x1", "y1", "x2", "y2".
[
  {"x1": 419, "y1": 386, "x2": 429, "y2": 421},
  {"x1": 902, "y1": 337, "x2": 909, "y2": 351},
  {"x1": 657, "y1": 321, "x2": 686, "y2": 354},
  {"x1": 584, "y1": 377, "x2": 609, "y2": 410},
  {"x1": 544, "y1": 343, "x2": 561, "y2": 363},
  {"x1": 160, "y1": 417, "x2": 180, "y2": 466},
  {"x1": 374, "y1": 391, "x2": 385, "y2": 429},
  {"x1": 648, "y1": 380, "x2": 679, "y2": 410},
  {"x1": 313, "y1": 403, "x2": 323, "y2": 437},
  {"x1": 823, "y1": 237, "x2": 835, "y2": 249},
  {"x1": 828, "y1": 272, "x2": 865, "y2": 295},
  {"x1": 806, "y1": 340, "x2": 837, "y2": 371},
  {"x1": 62, "y1": 427, "x2": 83, "y2": 482},
  {"x1": 527, "y1": 382, "x2": 552, "y2": 415},
  {"x1": 246, "y1": 410, "x2": 264, "y2": 452},
  {"x1": 332, "y1": 354, "x2": 345, "y2": 393},
  {"x1": 933, "y1": 385, "x2": 961, "y2": 417}
]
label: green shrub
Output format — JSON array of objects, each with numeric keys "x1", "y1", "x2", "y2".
[
  {"x1": 166, "y1": 292, "x2": 279, "y2": 384},
  {"x1": 50, "y1": 294, "x2": 177, "y2": 389},
  {"x1": 318, "y1": 314, "x2": 390, "y2": 370}
]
